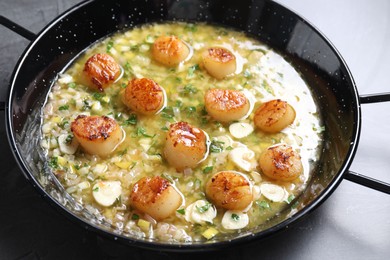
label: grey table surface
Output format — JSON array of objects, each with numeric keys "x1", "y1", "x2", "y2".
[{"x1": 1, "y1": 0, "x2": 389, "y2": 259}]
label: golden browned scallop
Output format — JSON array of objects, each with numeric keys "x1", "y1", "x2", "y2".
[
  {"x1": 259, "y1": 144, "x2": 303, "y2": 181},
  {"x1": 130, "y1": 176, "x2": 182, "y2": 221},
  {"x1": 253, "y1": 99, "x2": 296, "y2": 133},
  {"x1": 71, "y1": 115, "x2": 123, "y2": 157},
  {"x1": 122, "y1": 78, "x2": 166, "y2": 115},
  {"x1": 163, "y1": 122, "x2": 209, "y2": 171},
  {"x1": 83, "y1": 53, "x2": 121, "y2": 92},
  {"x1": 204, "y1": 88, "x2": 250, "y2": 122},
  {"x1": 205, "y1": 171, "x2": 253, "y2": 211},
  {"x1": 202, "y1": 47, "x2": 236, "y2": 79},
  {"x1": 152, "y1": 35, "x2": 190, "y2": 66}
]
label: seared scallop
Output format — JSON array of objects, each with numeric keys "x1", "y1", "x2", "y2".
[
  {"x1": 163, "y1": 122, "x2": 209, "y2": 171},
  {"x1": 152, "y1": 35, "x2": 190, "y2": 66},
  {"x1": 259, "y1": 144, "x2": 303, "y2": 181},
  {"x1": 205, "y1": 171, "x2": 253, "y2": 211},
  {"x1": 71, "y1": 115, "x2": 123, "y2": 157},
  {"x1": 83, "y1": 53, "x2": 121, "y2": 92},
  {"x1": 130, "y1": 176, "x2": 182, "y2": 221},
  {"x1": 122, "y1": 78, "x2": 166, "y2": 115},
  {"x1": 204, "y1": 88, "x2": 250, "y2": 122},
  {"x1": 253, "y1": 99, "x2": 296, "y2": 133},
  {"x1": 202, "y1": 47, "x2": 236, "y2": 79}
]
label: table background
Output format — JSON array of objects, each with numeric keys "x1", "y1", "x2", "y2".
[{"x1": 1, "y1": 0, "x2": 389, "y2": 259}]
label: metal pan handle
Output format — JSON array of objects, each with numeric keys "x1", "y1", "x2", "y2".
[
  {"x1": 0, "y1": 15, "x2": 36, "y2": 111},
  {"x1": 344, "y1": 93, "x2": 390, "y2": 194}
]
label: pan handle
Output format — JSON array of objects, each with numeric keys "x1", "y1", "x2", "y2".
[
  {"x1": 0, "y1": 15, "x2": 36, "y2": 41},
  {"x1": 0, "y1": 15, "x2": 37, "y2": 111},
  {"x1": 343, "y1": 92, "x2": 390, "y2": 194},
  {"x1": 344, "y1": 171, "x2": 390, "y2": 194}
]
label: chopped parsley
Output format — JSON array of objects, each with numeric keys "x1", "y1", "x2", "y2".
[
  {"x1": 48, "y1": 157, "x2": 59, "y2": 169},
  {"x1": 210, "y1": 140, "x2": 224, "y2": 153},
  {"x1": 92, "y1": 186, "x2": 99, "y2": 192},
  {"x1": 122, "y1": 114, "x2": 137, "y2": 126},
  {"x1": 67, "y1": 82, "x2": 76, "y2": 88},
  {"x1": 106, "y1": 40, "x2": 114, "y2": 53},
  {"x1": 58, "y1": 105, "x2": 69, "y2": 111},
  {"x1": 181, "y1": 84, "x2": 198, "y2": 95},
  {"x1": 92, "y1": 92, "x2": 104, "y2": 101},
  {"x1": 65, "y1": 134, "x2": 73, "y2": 144},
  {"x1": 196, "y1": 203, "x2": 211, "y2": 214},
  {"x1": 176, "y1": 209, "x2": 185, "y2": 215},
  {"x1": 231, "y1": 213, "x2": 240, "y2": 221},
  {"x1": 202, "y1": 166, "x2": 213, "y2": 174},
  {"x1": 187, "y1": 64, "x2": 200, "y2": 77},
  {"x1": 131, "y1": 214, "x2": 140, "y2": 220},
  {"x1": 184, "y1": 23, "x2": 198, "y2": 32},
  {"x1": 256, "y1": 200, "x2": 271, "y2": 210},
  {"x1": 135, "y1": 127, "x2": 154, "y2": 138}
]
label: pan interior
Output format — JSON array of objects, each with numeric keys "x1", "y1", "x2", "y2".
[{"x1": 7, "y1": 0, "x2": 360, "y2": 250}]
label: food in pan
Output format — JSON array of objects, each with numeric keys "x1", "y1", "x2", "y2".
[{"x1": 41, "y1": 22, "x2": 323, "y2": 242}]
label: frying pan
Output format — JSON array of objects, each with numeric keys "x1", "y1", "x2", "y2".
[{"x1": 1, "y1": 0, "x2": 390, "y2": 252}]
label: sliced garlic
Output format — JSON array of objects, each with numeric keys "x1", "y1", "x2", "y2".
[
  {"x1": 228, "y1": 146, "x2": 257, "y2": 172},
  {"x1": 92, "y1": 164, "x2": 107, "y2": 176},
  {"x1": 221, "y1": 210, "x2": 249, "y2": 230},
  {"x1": 229, "y1": 122, "x2": 254, "y2": 139},
  {"x1": 184, "y1": 200, "x2": 217, "y2": 224},
  {"x1": 58, "y1": 74, "x2": 73, "y2": 84},
  {"x1": 260, "y1": 183, "x2": 288, "y2": 202},
  {"x1": 58, "y1": 134, "x2": 79, "y2": 155},
  {"x1": 252, "y1": 185, "x2": 262, "y2": 200},
  {"x1": 92, "y1": 180, "x2": 122, "y2": 207}
]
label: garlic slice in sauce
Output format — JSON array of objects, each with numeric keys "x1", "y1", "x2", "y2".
[
  {"x1": 184, "y1": 200, "x2": 217, "y2": 224},
  {"x1": 58, "y1": 134, "x2": 79, "y2": 155},
  {"x1": 260, "y1": 183, "x2": 288, "y2": 202},
  {"x1": 92, "y1": 180, "x2": 122, "y2": 207},
  {"x1": 229, "y1": 122, "x2": 254, "y2": 139},
  {"x1": 228, "y1": 146, "x2": 257, "y2": 171},
  {"x1": 221, "y1": 210, "x2": 249, "y2": 230}
]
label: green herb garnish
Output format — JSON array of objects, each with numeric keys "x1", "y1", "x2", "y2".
[
  {"x1": 196, "y1": 203, "x2": 211, "y2": 213},
  {"x1": 256, "y1": 200, "x2": 271, "y2": 210},
  {"x1": 210, "y1": 140, "x2": 224, "y2": 153},
  {"x1": 106, "y1": 40, "x2": 114, "y2": 53},
  {"x1": 203, "y1": 166, "x2": 213, "y2": 174},
  {"x1": 176, "y1": 209, "x2": 185, "y2": 215},
  {"x1": 231, "y1": 213, "x2": 240, "y2": 221},
  {"x1": 187, "y1": 64, "x2": 200, "y2": 77},
  {"x1": 58, "y1": 105, "x2": 69, "y2": 111},
  {"x1": 48, "y1": 157, "x2": 59, "y2": 169}
]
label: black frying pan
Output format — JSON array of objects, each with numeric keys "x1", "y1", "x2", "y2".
[{"x1": 1, "y1": 0, "x2": 390, "y2": 252}]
